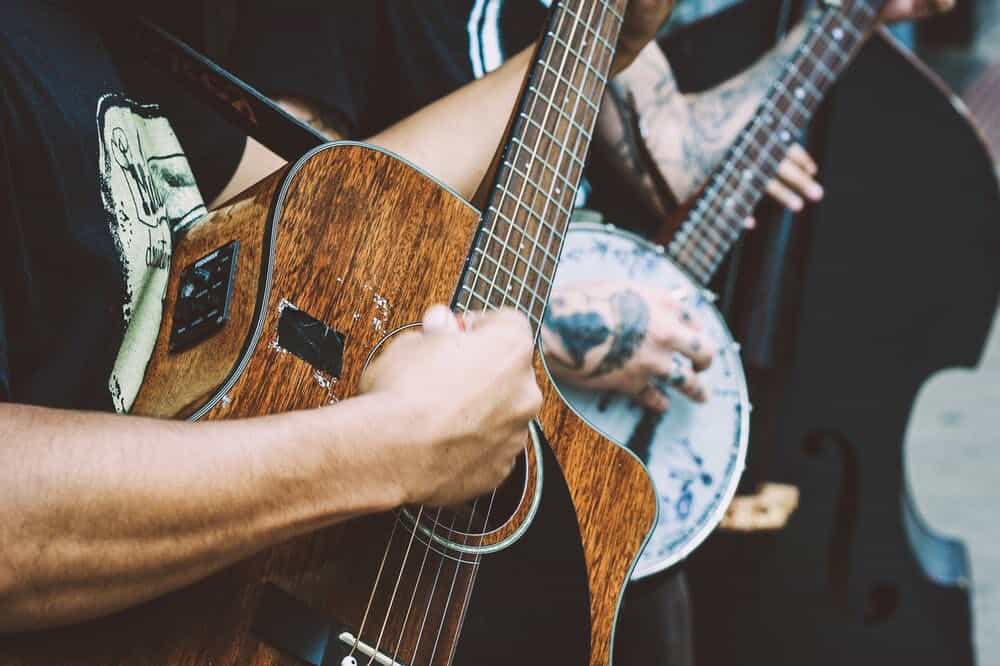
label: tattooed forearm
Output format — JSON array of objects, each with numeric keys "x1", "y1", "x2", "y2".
[
  {"x1": 589, "y1": 290, "x2": 649, "y2": 377},
  {"x1": 604, "y1": 22, "x2": 810, "y2": 203}
]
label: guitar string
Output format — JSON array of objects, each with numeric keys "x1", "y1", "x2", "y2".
[
  {"x1": 675, "y1": 7, "x2": 855, "y2": 274},
  {"x1": 441, "y1": 4, "x2": 620, "y2": 664},
  {"x1": 679, "y1": 11, "x2": 847, "y2": 274},
  {"x1": 670, "y1": 10, "x2": 836, "y2": 277},
  {"x1": 403, "y1": 509, "x2": 451, "y2": 664},
  {"x1": 359, "y1": 1, "x2": 624, "y2": 660},
  {"x1": 515, "y1": 0, "x2": 614, "y2": 322},
  {"x1": 490, "y1": 0, "x2": 592, "y2": 327},
  {"x1": 348, "y1": 517, "x2": 401, "y2": 658},
  {"x1": 436, "y1": 3, "x2": 599, "y2": 661},
  {"x1": 362, "y1": 506, "x2": 427, "y2": 665},
  {"x1": 671, "y1": 10, "x2": 838, "y2": 276},
  {"x1": 673, "y1": 5, "x2": 870, "y2": 280},
  {"x1": 386, "y1": 509, "x2": 442, "y2": 664},
  {"x1": 423, "y1": 1, "x2": 611, "y2": 662}
]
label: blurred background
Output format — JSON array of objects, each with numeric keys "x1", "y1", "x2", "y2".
[{"x1": 649, "y1": 1, "x2": 1000, "y2": 663}]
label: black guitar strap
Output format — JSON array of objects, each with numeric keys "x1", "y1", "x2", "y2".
[{"x1": 121, "y1": 16, "x2": 328, "y2": 162}]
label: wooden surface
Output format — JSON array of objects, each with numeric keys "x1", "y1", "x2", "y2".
[
  {"x1": 131, "y1": 172, "x2": 285, "y2": 418},
  {"x1": 0, "y1": 143, "x2": 655, "y2": 665}
]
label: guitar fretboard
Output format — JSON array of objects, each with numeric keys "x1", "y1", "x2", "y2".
[
  {"x1": 667, "y1": 0, "x2": 885, "y2": 284},
  {"x1": 455, "y1": 0, "x2": 628, "y2": 334}
]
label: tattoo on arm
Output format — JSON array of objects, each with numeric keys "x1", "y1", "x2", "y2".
[{"x1": 608, "y1": 23, "x2": 811, "y2": 202}]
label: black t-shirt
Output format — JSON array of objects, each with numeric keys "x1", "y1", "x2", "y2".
[
  {"x1": 217, "y1": 1, "x2": 550, "y2": 138},
  {"x1": 0, "y1": 2, "x2": 229, "y2": 411}
]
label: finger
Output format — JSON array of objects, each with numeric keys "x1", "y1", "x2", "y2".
[
  {"x1": 668, "y1": 303, "x2": 703, "y2": 333},
  {"x1": 670, "y1": 333, "x2": 715, "y2": 372},
  {"x1": 422, "y1": 304, "x2": 460, "y2": 334},
  {"x1": 765, "y1": 178, "x2": 804, "y2": 212},
  {"x1": 776, "y1": 158, "x2": 824, "y2": 202},
  {"x1": 667, "y1": 363, "x2": 708, "y2": 403},
  {"x1": 634, "y1": 383, "x2": 670, "y2": 414},
  {"x1": 786, "y1": 143, "x2": 817, "y2": 175},
  {"x1": 743, "y1": 216, "x2": 756, "y2": 230}
]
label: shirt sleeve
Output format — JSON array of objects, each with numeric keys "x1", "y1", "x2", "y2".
[{"x1": 224, "y1": 2, "x2": 377, "y2": 137}]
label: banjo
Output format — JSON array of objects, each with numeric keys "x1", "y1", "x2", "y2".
[{"x1": 548, "y1": 0, "x2": 888, "y2": 578}]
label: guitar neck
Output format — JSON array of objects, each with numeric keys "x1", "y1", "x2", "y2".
[
  {"x1": 667, "y1": 0, "x2": 885, "y2": 284},
  {"x1": 455, "y1": 0, "x2": 627, "y2": 334}
]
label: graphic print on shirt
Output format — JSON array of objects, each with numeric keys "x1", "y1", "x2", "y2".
[{"x1": 97, "y1": 94, "x2": 206, "y2": 413}]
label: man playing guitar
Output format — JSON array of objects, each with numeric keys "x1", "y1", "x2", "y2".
[{"x1": 0, "y1": 0, "x2": 671, "y2": 635}]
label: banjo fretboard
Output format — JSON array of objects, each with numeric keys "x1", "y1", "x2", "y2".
[{"x1": 668, "y1": 0, "x2": 885, "y2": 283}]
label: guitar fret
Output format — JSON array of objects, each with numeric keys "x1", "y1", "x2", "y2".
[
  {"x1": 486, "y1": 206, "x2": 561, "y2": 266},
  {"x1": 670, "y1": 2, "x2": 884, "y2": 282},
  {"x1": 475, "y1": 242, "x2": 554, "y2": 290},
  {"x1": 546, "y1": 31, "x2": 612, "y2": 91},
  {"x1": 559, "y1": 3, "x2": 619, "y2": 54},
  {"x1": 515, "y1": 115, "x2": 583, "y2": 190},
  {"x1": 506, "y1": 139, "x2": 579, "y2": 215},
  {"x1": 526, "y1": 85, "x2": 598, "y2": 135},
  {"x1": 463, "y1": 0, "x2": 625, "y2": 338}
]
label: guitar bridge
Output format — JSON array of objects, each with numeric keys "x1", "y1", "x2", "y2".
[{"x1": 252, "y1": 584, "x2": 409, "y2": 666}]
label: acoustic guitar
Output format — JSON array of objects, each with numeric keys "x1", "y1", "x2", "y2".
[{"x1": 0, "y1": 1, "x2": 655, "y2": 665}]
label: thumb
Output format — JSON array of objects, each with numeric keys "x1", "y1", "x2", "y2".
[{"x1": 422, "y1": 304, "x2": 460, "y2": 334}]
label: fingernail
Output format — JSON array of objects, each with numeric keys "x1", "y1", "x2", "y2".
[
  {"x1": 810, "y1": 184, "x2": 824, "y2": 200},
  {"x1": 790, "y1": 197, "x2": 803, "y2": 211},
  {"x1": 423, "y1": 305, "x2": 453, "y2": 331}
]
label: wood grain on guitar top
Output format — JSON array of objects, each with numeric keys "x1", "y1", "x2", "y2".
[{"x1": 0, "y1": 143, "x2": 654, "y2": 665}]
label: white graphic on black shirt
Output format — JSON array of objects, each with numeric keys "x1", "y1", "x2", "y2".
[{"x1": 97, "y1": 94, "x2": 206, "y2": 413}]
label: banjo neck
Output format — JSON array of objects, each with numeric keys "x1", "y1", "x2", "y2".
[
  {"x1": 666, "y1": 0, "x2": 886, "y2": 284},
  {"x1": 456, "y1": 0, "x2": 627, "y2": 335}
]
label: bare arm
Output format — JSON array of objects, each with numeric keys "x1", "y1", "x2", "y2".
[
  {"x1": 212, "y1": 0, "x2": 675, "y2": 207},
  {"x1": 597, "y1": 23, "x2": 814, "y2": 219},
  {"x1": 0, "y1": 398, "x2": 405, "y2": 630},
  {"x1": 0, "y1": 308, "x2": 539, "y2": 631}
]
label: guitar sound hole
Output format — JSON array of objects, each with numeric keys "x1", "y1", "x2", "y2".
[{"x1": 411, "y1": 448, "x2": 527, "y2": 543}]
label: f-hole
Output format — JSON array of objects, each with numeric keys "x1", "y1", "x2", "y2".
[{"x1": 802, "y1": 430, "x2": 860, "y2": 616}]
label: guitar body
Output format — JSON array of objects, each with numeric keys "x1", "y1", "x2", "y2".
[{"x1": 0, "y1": 142, "x2": 655, "y2": 664}]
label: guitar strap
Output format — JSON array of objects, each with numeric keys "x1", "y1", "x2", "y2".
[{"x1": 119, "y1": 16, "x2": 328, "y2": 162}]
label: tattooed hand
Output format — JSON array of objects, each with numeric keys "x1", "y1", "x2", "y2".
[{"x1": 540, "y1": 281, "x2": 714, "y2": 413}]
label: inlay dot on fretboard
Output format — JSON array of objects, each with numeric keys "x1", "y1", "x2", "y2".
[
  {"x1": 833, "y1": 27, "x2": 844, "y2": 40},
  {"x1": 795, "y1": 87, "x2": 805, "y2": 99},
  {"x1": 780, "y1": 130, "x2": 791, "y2": 142}
]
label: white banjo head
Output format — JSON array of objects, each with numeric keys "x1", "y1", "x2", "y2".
[{"x1": 544, "y1": 221, "x2": 749, "y2": 578}]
